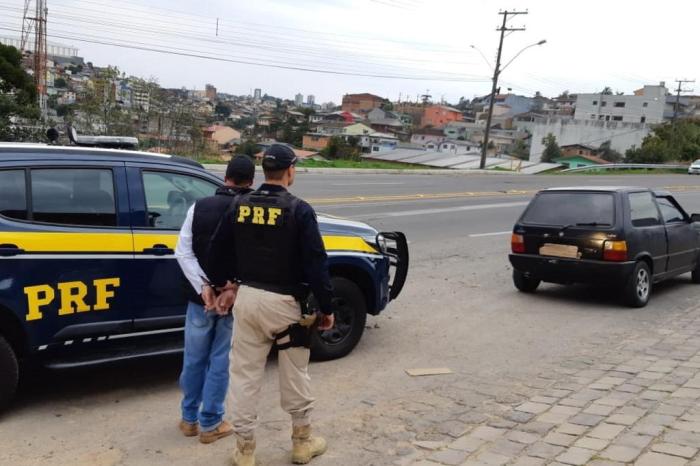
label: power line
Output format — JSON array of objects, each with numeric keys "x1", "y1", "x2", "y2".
[{"x1": 0, "y1": 25, "x2": 491, "y2": 83}]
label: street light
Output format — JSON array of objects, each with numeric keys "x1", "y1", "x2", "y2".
[{"x1": 479, "y1": 39, "x2": 547, "y2": 169}]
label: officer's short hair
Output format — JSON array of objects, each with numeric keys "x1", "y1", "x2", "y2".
[{"x1": 226, "y1": 155, "x2": 255, "y2": 185}]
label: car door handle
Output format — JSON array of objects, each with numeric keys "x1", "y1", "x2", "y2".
[
  {"x1": 0, "y1": 244, "x2": 25, "y2": 257},
  {"x1": 142, "y1": 244, "x2": 174, "y2": 256}
]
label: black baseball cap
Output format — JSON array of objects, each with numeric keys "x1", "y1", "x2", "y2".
[
  {"x1": 262, "y1": 144, "x2": 297, "y2": 171},
  {"x1": 226, "y1": 155, "x2": 255, "y2": 181}
]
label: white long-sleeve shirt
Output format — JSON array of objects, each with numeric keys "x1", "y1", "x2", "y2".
[{"x1": 175, "y1": 205, "x2": 209, "y2": 294}]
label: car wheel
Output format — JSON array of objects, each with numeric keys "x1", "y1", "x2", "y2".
[
  {"x1": 513, "y1": 270, "x2": 540, "y2": 293},
  {"x1": 310, "y1": 277, "x2": 367, "y2": 361},
  {"x1": 692, "y1": 260, "x2": 700, "y2": 284},
  {"x1": 0, "y1": 335, "x2": 19, "y2": 411},
  {"x1": 624, "y1": 261, "x2": 651, "y2": 308}
]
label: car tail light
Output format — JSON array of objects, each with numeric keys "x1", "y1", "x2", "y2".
[
  {"x1": 511, "y1": 233, "x2": 525, "y2": 253},
  {"x1": 603, "y1": 240, "x2": 628, "y2": 261}
]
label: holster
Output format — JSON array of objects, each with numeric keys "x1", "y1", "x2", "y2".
[{"x1": 273, "y1": 288, "x2": 316, "y2": 350}]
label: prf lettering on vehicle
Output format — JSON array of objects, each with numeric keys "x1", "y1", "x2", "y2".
[
  {"x1": 237, "y1": 205, "x2": 284, "y2": 226},
  {"x1": 23, "y1": 278, "x2": 121, "y2": 321}
]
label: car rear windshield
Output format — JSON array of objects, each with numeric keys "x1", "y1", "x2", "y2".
[{"x1": 521, "y1": 191, "x2": 615, "y2": 226}]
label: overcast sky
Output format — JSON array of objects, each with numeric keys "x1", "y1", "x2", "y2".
[{"x1": 4, "y1": 0, "x2": 698, "y2": 103}]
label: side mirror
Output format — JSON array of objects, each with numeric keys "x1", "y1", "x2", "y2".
[{"x1": 691, "y1": 214, "x2": 700, "y2": 223}]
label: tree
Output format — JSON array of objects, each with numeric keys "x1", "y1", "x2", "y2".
[
  {"x1": 600, "y1": 87, "x2": 613, "y2": 95},
  {"x1": 322, "y1": 136, "x2": 360, "y2": 160},
  {"x1": 625, "y1": 119, "x2": 700, "y2": 163},
  {"x1": 0, "y1": 44, "x2": 39, "y2": 122},
  {"x1": 598, "y1": 140, "x2": 623, "y2": 162},
  {"x1": 214, "y1": 102, "x2": 231, "y2": 118},
  {"x1": 235, "y1": 140, "x2": 259, "y2": 157},
  {"x1": 54, "y1": 77, "x2": 67, "y2": 88},
  {"x1": 540, "y1": 133, "x2": 561, "y2": 163},
  {"x1": 510, "y1": 139, "x2": 530, "y2": 160}
]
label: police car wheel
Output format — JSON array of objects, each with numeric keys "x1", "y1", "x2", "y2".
[
  {"x1": 0, "y1": 335, "x2": 19, "y2": 411},
  {"x1": 310, "y1": 277, "x2": 367, "y2": 361}
]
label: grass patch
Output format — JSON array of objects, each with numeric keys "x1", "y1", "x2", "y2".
[
  {"x1": 551, "y1": 168, "x2": 688, "y2": 175},
  {"x1": 296, "y1": 158, "x2": 431, "y2": 170}
]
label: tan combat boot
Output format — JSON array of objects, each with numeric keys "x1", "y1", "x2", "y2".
[
  {"x1": 291, "y1": 425, "x2": 327, "y2": 464},
  {"x1": 232, "y1": 438, "x2": 256, "y2": 466}
]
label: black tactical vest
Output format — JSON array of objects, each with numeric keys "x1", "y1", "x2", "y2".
[
  {"x1": 232, "y1": 189, "x2": 302, "y2": 295},
  {"x1": 185, "y1": 186, "x2": 250, "y2": 304}
]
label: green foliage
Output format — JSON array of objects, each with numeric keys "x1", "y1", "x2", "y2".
[
  {"x1": 541, "y1": 133, "x2": 561, "y2": 163},
  {"x1": 625, "y1": 119, "x2": 700, "y2": 163},
  {"x1": 598, "y1": 140, "x2": 623, "y2": 162},
  {"x1": 231, "y1": 116, "x2": 255, "y2": 130},
  {"x1": 600, "y1": 86, "x2": 613, "y2": 95},
  {"x1": 0, "y1": 44, "x2": 39, "y2": 123},
  {"x1": 235, "y1": 140, "x2": 259, "y2": 157},
  {"x1": 510, "y1": 139, "x2": 530, "y2": 160},
  {"x1": 54, "y1": 77, "x2": 67, "y2": 88},
  {"x1": 214, "y1": 102, "x2": 231, "y2": 118},
  {"x1": 321, "y1": 136, "x2": 360, "y2": 160}
]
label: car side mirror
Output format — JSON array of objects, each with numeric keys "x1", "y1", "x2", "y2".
[{"x1": 691, "y1": 214, "x2": 700, "y2": 223}]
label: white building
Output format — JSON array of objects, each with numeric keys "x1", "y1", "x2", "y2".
[
  {"x1": 574, "y1": 83, "x2": 667, "y2": 125},
  {"x1": 307, "y1": 94, "x2": 315, "y2": 106},
  {"x1": 254, "y1": 88, "x2": 262, "y2": 101},
  {"x1": 294, "y1": 93, "x2": 304, "y2": 107}
]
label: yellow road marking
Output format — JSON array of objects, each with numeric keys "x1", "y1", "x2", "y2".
[{"x1": 308, "y1": 185, "x2": 700, "y2": 205}]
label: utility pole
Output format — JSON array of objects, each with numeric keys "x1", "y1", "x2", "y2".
[
  {"x1": 479, "y1": 10, "x2": 527, "y2": 169},
  {"x1": 673, "y1": 79, "x2": 695, "y2": 121}
]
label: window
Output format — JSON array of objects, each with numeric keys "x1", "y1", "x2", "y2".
[
  {"x1": 614, "y1": 102, "x2": 626, "y2": 108},
  {"x1": 31, "y1": 168, "x2": 116, "y2": 226},
  {"x1": 142, "y1": 171, "x2": 217, "y2": 229},
  {"x1": 629, "y1": 192, "x2": 661, "y2": 227},
  {"x1": 605, "y1": 115, "x2": 611, "y2": 121},
  {"x1": 601, "y1": 101, "x2": 607, "y2": 107},
  {"x1": 521, "y1": 192, "x2": 614, "y2": 226},
  {"x1": 590, "y1": 114, "x2": 596, "y2": 119},
  {"x1": 656, "y1": 197, "x2": 686, "y2": 223},
  {"x1": 0, "y1": 170, "x2": 27, "y2": 220},
  {"x1": 612, "y1": 116, "x2": 623, "y2": 121},
  {"x1": 592, "y1": 100, "x2": 598, "y2": 105},
  {"x1": 643, "y1": 102, "x2": 648, "y2": 108},
  {"x1": 640, "y1": 116, "x2": 646, "y2": 123}
]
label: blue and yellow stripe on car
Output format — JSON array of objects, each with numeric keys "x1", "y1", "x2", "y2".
[{"x1": 0, "y1": 232, "x2": 379, "y2": 255}]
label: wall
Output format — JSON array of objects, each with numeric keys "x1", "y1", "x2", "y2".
[
  {"x1": 302, "y1": 134, "x2": 331, "y2": 150},
  {"x1": 529, "y1": 118, "x2": 650, "y2": 163},
  {"x1": 574, "y1": 85, "x2": 666, "y2": 124},
  {"x1": 421, "y1": 106, "x2": 462, "y2": 128}
]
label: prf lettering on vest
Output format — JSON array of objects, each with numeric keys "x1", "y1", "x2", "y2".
[
  {"x1": 23, "y1": 277, "x2": 121, "y2": 322},
  {"x1": 237, "y1": 205, "x2": 283, "y2": 226}
]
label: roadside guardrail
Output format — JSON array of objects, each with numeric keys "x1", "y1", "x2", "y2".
[{"x1": 562, "y1": 163, "x2": 688, "y2": 173}]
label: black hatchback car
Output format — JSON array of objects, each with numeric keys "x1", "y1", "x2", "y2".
[{"x1": 509, "y1": 187, "x2": 700, "y2": 307}]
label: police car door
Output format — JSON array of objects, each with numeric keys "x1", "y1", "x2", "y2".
[
  {"x1": 0, "y1": 162, "x2": 134, "y2": 351},
  {"x1": 126, "y1": 164, "x2": 219, "y2": 329}
]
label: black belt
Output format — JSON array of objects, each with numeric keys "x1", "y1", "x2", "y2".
[{"x1": 243, "y1": 281, "x2": 302, "y2": 298}]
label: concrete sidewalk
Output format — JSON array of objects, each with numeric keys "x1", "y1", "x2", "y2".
[{"x1": 406, "y1": 305, "x2": 700, "y2": 466}]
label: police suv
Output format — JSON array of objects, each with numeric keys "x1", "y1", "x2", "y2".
[{"x1": 0, "y1": 144, "x2": 408, "y2": 409}]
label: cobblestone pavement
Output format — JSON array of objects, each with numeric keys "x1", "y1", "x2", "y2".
[{"x1": 397, "y1": 303, "x2": 700, "y2": 466}]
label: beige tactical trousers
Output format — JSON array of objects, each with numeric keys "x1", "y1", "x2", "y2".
[{"x1": 228, "y1": 285, "x2": 315, "y2": 440}]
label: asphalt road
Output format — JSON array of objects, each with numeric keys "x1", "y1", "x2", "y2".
[{"x1": 4, "y1": 172, "x2": 700, "y2": 466}]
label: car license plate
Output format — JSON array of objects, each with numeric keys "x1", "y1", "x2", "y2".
[{"x1": 539, "y1": 243, "x2": 580, "y2": 259}]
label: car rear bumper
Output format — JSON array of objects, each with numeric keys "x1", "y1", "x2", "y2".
[{"x1": 509, "y1": 253, "x2": 636, "y2": 285}]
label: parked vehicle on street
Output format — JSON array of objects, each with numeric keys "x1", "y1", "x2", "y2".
[
  {"x1": 0, "y1": 144, "x2": 408, "y2": 409},
  {"x1": 688, "y1": 159, "x2": 700, "y2": 175},
  {"x1": 509, "y1": 187, "x2": 700, "y2": 307}
]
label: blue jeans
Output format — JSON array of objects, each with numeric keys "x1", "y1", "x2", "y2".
[{"x1": 179, "y1": 301, "x2": 233, "y2": 432}]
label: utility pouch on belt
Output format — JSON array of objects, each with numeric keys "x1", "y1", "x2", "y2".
[{"x1": 274, "y1": 322, "x2": 312, "y2": 350}]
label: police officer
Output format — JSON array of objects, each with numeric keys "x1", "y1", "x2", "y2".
[
  {"x1": 174, "y1": 155, "x2": 255, "y2": 444},
  {"x1": 208, "y1": 144, "x2": 334, "y2": 466}
]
